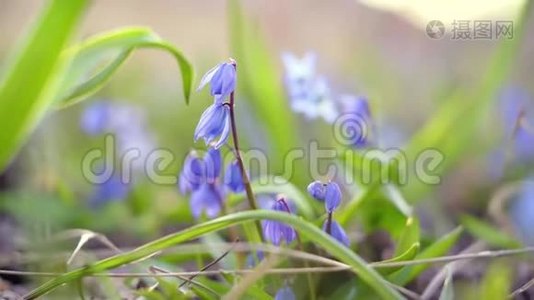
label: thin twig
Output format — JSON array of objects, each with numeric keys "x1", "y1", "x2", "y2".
[
  {"x1": 510, "y1": 277, "x2": 534, "y2": 298},
  {"x1": 149, "y1": 266, "x2": 220, "y2": 297},
  {"x1": 177, "y1": 238, "x2": 237, "y2": 288}
]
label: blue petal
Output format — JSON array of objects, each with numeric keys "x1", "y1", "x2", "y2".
[
  {"x1": 205, "y1": 148, "x2": 222, "y2": 182},
  {"x1": 224, "y1": 160, "x2": 245, "y2": 193},
  {"x1": 307, "y1": 181, "x2": 326, "y2": 202},
  {"x1": 194, "y1": 104, "x2": 218, "y2": 141},
  {"x1": 323, "y1": 220, "x2": 350, "y2": 246},
  {"x1": 213, "y1": 106, "x2": 231, "y2": 149},
  {"x1": 325, "y1": 182, "x2": 342, "y2": 212},
  {"x1": 210, "y1": 63, "x2": 236, "y2": 98},
  {"x1": 197, "y1": 63, "x2": 221, "y2": 92},
  {"x1": 190, "y1": 183, "x2": 223, "y2": 219}
]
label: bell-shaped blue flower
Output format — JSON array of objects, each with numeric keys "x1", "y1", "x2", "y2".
[
  {"x1": 224, "y1": 160, "x2": 245, "y2": 193},
  {"x1": 178, "y1": 151, "x2": 204, "y2": 194},
  {"x1": 307, "y1": 181, "x2": 342, "y2": 212},
  {"x1": 323, "y1": 219, "x2": 350, "y2": 247},
  {"x1": 263, "y1": 198, "x2": 297, "y2": 246},
  {"x1": 198, "y1": 62, "x2": 236, "y2": 102},
  {"x1": 274, "y1": 286, "x2": 296, "y2": 300},
  {"x1": 194, "y1": 103, "x2": 231, "y2": 149},
  {"x1": 190, "y1": 183, "x2": 224, "y2": 219},
  {"x1": 307, "y1": 180, "x2": 326, "y2": 201},
  {"x1": 324, "y1": 182, "x2": 342, "y2": 212}
]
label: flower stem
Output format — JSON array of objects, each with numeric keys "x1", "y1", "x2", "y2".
[
  {"x1": 227, "y1": 64, "x2": 263, "y2": 242},
  {"x1": 228, "y1": 92, "x2": 257, "y2": 211},
  {"x1": 326, "y1": 212, "x2": 333, "y2": 235}
]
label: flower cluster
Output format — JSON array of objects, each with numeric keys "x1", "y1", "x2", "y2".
[
  {"x1": 308, "y1": 180, "x2": 349, "y2": 246},
  {"x1": 178, "y1": 149, "x2": 244, "y2": 218},
  {"x1": 282, "y1": 52, "x2": 373, "y2": 148},
  {"x1": 195, "y1": 62, "x2": 237, "y2": 149},
  {"x1": 262, "y1": 196, "x2": 297, "y2": 246}
]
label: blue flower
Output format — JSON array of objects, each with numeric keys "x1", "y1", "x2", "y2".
[
  {"x1": 179, "y1": 149, "x2": 222, "y2": 194},
  {"x1": 178, "y1": 151, "x2": 204, "y2": 194},
  {"x1": 89, "y1": 175, "x2": 130, "y2": 209},
  {"x1": 262, "y1": 198, "x2": 297, "y2": 246},
  {"x1": 194, "y1": 103, "x2": 231, "y2": 149},
  {"x1": 274, "y1": 286, "x2": 296, "y2": 300},
  {"x1": 307, "y1": 181, "x2": 342, "y2": 212},
  {"x1": 204, "y1": 148, "x2": 222, "y2": 183},
  {"x1": 340, "y1": 95, "x2": 372, "y2": 148},
  {"x1": 224, "y1": 160, "x2": 245, "y2": 193},
  {"x1": 198, "y1": 62, "x2": 236, "y2": 102},
  {"x1": 282, "y1": 52, "x2": 338, "y2": 123},
  {"x1": 190, "y1": 183, "x2": 224, "y2": 219},
  {"x1": 307, "y1": 181, "x2": 326, "y2": 201},
  {"x1": 323, "y1": 219, "x2": 350, "y2": 247}
]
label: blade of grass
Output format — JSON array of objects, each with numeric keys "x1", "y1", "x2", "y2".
[
  {"x1": 0, "y1": 0, "x2": 88, "y2": 171},
  {"x1": 24, "y1": 210, "x2": 403, "y2": 300}
]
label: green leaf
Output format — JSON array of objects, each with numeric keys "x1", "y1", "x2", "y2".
[
  {"x1": 376, "y1": 242, "x2": 420, "y2": 275},
  {"x1": 389, "y1": 226, "x2": 463, "y2": 285},
  {"x1": 0, "y1": 0, "x2": 88, "y2": 171},
  {"x1": 460, "y1": 215, "x2": 521, "y2": 248},
  {"x1": 438, "y1": 267, "x2": 454, "y2": 300},
  {"x1": 394, "y1": 217, "x2": 420, "y2": 257},
  {"x1": 56, "y1": 27, "x2": 194, "y2": 108},
  {"x1": 24, "y1": 210, "x2": 403, "y2": 300},
  {"x1": 479, "y1": 261, "x2": 512, "y2": 300}
]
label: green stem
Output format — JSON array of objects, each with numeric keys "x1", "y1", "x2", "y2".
[{"x1": 228, "y1": 61, "x2": 264, "y2": 242}]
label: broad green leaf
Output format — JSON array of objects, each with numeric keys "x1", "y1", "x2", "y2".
[
  {"x1": 389, "y1": 226, "x2": 463, "y2": 285},
  {"x1": 460, "y1": 215, "x2": 521, "y2": 248},
  {"x1": 56, "y1": 27, "x2": 194, "y2": 107},
  {"x1": 24, "y1": 210, "x2": 403, "y2": 300},
  {"x1": 0, "y1": 0, "x2": 88, "y2": 171},
  {"x1": 438, "y1": 267, "x2": 454, "y2": 300},
  {"x1": 376, "y1": 242, "x2": 420, "y2": 275},
  {"x1": 479, "y1": 261, "x2": 512, "y2": 300},
  {"x1": 394, "y1": 217, "x2": 420, "y2": 257}
]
